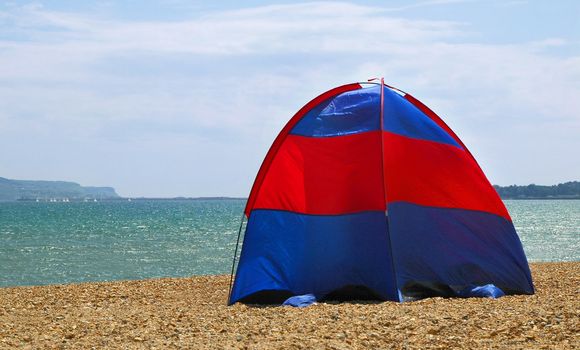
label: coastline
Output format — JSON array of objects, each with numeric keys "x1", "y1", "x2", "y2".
[{"x1": 1, "y1": 262, "x2": 578, "y2": 349}]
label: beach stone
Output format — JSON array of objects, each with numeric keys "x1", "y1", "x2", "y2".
[{"x1": 0, "y1": 262, "x2": 577, "y2": 349}]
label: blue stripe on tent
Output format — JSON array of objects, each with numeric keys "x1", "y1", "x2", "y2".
[
  {"x1": 229, "y1": 209, "x2": 399, "y2": 304},
  {"x1": 290, "y1": 85, "x2": 381, "y2": 137},
  {"x1": 387, "y1": 202, "x2": 534, "y2": 296},
  {"x1": 383, "y1": 88, "x2": 462, "y2": 148},
  {"x1": 289, "y1": 84, "x2": 462, "y2": 148}
]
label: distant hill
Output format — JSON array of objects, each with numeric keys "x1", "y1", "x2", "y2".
[
  {"x1": 0, "y1": 177, "x2": 119, "y2": 201},
  {"x1": 1, "y1": 176, "x2": 577, "y2": 201},
  {"x1": 494, "y1": 181, "x2": 580, "y2": 199}
]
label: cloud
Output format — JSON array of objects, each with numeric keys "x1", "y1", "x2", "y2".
[
  {"x1": 0, "y1": 1, "x2": 578, "y2": 195},
  {"x1": 498, "y1": 1, "x2": 528, "y2": 7},
  {"x1": 1, "y1": 2, "x2": 464, "y2": 56}
]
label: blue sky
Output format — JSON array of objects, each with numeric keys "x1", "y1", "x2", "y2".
[{"x1": 1, "y1": 0, "x2": 578, "y2": 197}]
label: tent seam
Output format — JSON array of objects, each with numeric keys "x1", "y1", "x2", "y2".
[{"x1": 379, "y1": 78, "x2": 401, "y2": 302}]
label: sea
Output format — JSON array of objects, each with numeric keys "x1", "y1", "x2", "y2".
[{"x1": 0, "y1": 199, "x2": 578, "y2": 287}]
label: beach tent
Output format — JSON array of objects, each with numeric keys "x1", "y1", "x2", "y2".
[{"x1": 228, "y1": 81, "x2": 534, "y2": 304}]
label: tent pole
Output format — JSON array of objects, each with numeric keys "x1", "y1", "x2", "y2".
[
  {"x1": 379, "y1": 77, "x2": 400, "y2": 301},
  {"x1": 227, "y1": 212, "x2": 246, "y2": 304}
]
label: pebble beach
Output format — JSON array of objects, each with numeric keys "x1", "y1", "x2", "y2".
[{"x1": 1, "y1": 262, "x2": 578, "y2": 349}]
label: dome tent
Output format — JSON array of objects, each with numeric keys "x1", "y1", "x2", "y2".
[{"x1": 228, "y1": 81, "x2": 534, "y2": 305}]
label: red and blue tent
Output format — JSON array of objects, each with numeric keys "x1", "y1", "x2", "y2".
[{"x1": 229, "y1": 81, "x2": 534, "y2": 304}]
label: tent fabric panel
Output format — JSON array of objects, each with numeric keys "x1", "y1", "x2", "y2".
[
  {"x1": 229, "y1": 209, "x2": 399, "y2": 304},
  {"x1": 403, "y1": 94, "x2": 469, "y2": 152},
  {"x1": 387, "y1": 201, "x2": 534, "y2": 295},
  {"x1": 252, "y1": 131, "x2": 386, "y2": 215},
  {"x1": 244, "y1": 83, "x2": 363, "y2": 216},
  {"x1": 290, "y1": 85, "x2": 381, "y2": 137},
  {"x1": 383, "y1": 87, "x2": 462, "y2": 148},
  {"x1": 382, "y1": 131, "x2": 510, "y2": 220}
]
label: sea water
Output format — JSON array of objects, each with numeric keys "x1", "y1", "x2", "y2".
[{"x1": 0, "y1": 199, "x2": 578, "y2": 287}]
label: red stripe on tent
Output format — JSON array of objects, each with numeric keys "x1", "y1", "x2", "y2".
[
  {"x1": 383, "y1": 131, "x2": 511, "y2": 221},
  {"x1": 245, "y1": 83, "x2": 363, "y2": 217},
  {"x1": 252, "y1": 131, "x2": 386, "y2": 215}
]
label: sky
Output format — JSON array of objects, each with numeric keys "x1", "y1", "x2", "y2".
[{"x1": 1, "y1": 0, "x2": 579, "y2": 197}]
